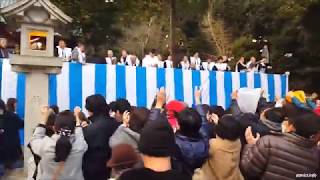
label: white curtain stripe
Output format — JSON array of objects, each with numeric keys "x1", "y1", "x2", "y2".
[
  {"x1": 106, "y1": 65, "x2": 116, "y2": 103},
  {"x1": 200, "y1": 70, "x2": 210, "y2": 105},
  {"x1": 274, "y1": 74, "x2": 282, "y2": 99},
  {"x1": 82, "y1": 64, "x2": 96, "y2": 115},
  {"x1": 183, "y1": 69, "x2": 193, "y2": 107},
  {"x1": 125, "y1": 66, "x2": 137, "y2": 106},
  {"x1": 56, "y1": 63, "x2": 70, "y2": 111},
  {"x1": 165, "y1": 68, "x2": 175, "y2": 102},
  {"x1": 146, "y1": 67, "x2": 158, "y2": 108},
  {"x1": 260, "y1": 73, "x2": 269, "y2": 101},
  {"x1": 216, "y1": 71, "x2": 226, "y2": 108},
  {"x1": 247, "y1": 72, "x2": 255, "y2": 89},
  {"x1": 231, "y1": 72, "x2": 240, "y2": 91}
]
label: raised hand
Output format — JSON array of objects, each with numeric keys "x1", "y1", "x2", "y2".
[
  {"x1": 245, "y1": 126, "x2": 260, "y2": 145},
  {"x1": 231, "y1": 90, "x2": 238, "y2": 100},
  {"x1": 207, "y1": 112, "x2": 219, "y2": 124},
  {"x1": 74, "y1": 106, "x2": 82, "y2": 125},
  {"x1": 40, "y1": 105, "x2": 50, "y2": 125},
  {"x1": 156, "y1": 87, "x2": 166, "y2": 109},
  {"x1": 194, "y1": 86, "x2": 201, "y2": 105},
  {"x1": 74, "y1": 106, "x2": 81, "y2": 117}
]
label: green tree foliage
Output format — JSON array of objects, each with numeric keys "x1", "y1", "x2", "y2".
[
  {"x1": 51, "y1": 0, "x2": 119, "y2": 47},
  {"x1": 51, "y1": 0, "x2": 213, "y2": 57},
  {"x1": 212, "y1": 0, "x2": 320, "y2": 72}
]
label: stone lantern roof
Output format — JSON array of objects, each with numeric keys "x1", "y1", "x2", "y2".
[{"x1": 0, "y1": 0, "x2": 72, "y2": 25}]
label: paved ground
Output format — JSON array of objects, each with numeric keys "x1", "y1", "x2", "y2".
[{"x1": 1, "y1": 168, "x2": 26, "y2": 180}]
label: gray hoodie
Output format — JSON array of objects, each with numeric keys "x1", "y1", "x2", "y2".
[
  {"x1": 109, "y1": 124, "x2": 140, "y2": 152},
  {"x1": 29, "y1": 127, "x2": 88, "y2": 180}
]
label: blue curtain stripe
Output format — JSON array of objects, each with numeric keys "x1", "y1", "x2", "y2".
[
  {"x1": 0, "y1": 59, "x2": 290, "y2": 145},
  {"x1": 69, "y1": 63, "x2": 83, "y2": 111}
]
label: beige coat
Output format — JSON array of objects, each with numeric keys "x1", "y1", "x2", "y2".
[{"x1": 193, "y1": 137, "x2": 244, "y2": 180}]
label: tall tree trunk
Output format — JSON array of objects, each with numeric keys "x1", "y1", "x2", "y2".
[
  {"x1": 207, "y1": 0, "x2": 222, "y2": 55},
  {"x1": 142, "y1": 16, "x2": 156, "y2": 54},
  {"x1": 169, "y1": 0, "x2": 178, "y2": 67}
]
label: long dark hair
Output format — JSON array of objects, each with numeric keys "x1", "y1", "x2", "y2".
[
  {"x1": 6, "y1": 98, "x2": 17, "y2": 113},
  {"x1": 54, "y1": 111, "x2": 76, "y2": 162}
]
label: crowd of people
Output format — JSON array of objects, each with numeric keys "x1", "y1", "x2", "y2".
[
  {"x1": 1, "y1": 86, "x2": 320, "y2": 180},
  {"x1": 54, "y1": 39, "x2": 271, "y2": 73}
]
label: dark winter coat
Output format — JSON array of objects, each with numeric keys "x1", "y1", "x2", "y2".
[
  {"x1": 241, "y1": 133, "x2": 319, "y2": 180},
  {"x1": 230, "y1": 99, "x2": 282, "y2": 146},
  {"x1": 0, "y1": 111, "x2": 23, "y2": 164},
  {"x1": 82, "y1": 114, "x2": 120, "y2": 180}
]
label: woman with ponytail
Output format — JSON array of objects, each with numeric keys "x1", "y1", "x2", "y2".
[{"x1": 29, "y1": 106, "x2": 88, "y2": 180}]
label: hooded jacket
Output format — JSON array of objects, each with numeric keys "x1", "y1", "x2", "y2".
[
  {"x1": 29, "y1": 126, "x2": 88, "y2": 180},
  {"x1": 109, "y1": 124, "x2": 140, "y2": 152}
]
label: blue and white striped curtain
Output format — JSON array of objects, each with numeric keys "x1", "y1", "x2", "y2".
[
  {"x1": 0, "y1": 58, "x2": 290, "y2": 145},
  {"x1": 1, "y1": 59, "x2": 289, "y2": 115}
]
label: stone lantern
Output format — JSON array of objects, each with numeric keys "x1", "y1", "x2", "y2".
[{"x1": 0, "y1": 0, "x2": 72, "y2": 169}]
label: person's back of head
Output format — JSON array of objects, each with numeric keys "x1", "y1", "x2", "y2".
[
  {"x1": 209, "y1": 106, "x2": 225, "y2": 118},
  {"x1": 200, "y1": 104, "x2": 210, "y2": 114},
  {"x1": 46, "y1": 111, "x2": 57, "y2": 137},
  {"x1": 239, "y1": 113, "x2": 260, "y2": 127},
  {"x1": 119, "y1": 120, "x2": 178, "y2": 179},
  {"x1": 6, "y1": 98, "x2": 17, "y2": 113},
  {"x1": 138, "y1": 119, "x2": 175, "y2": 158},
  {"x1": 54, "y1": 111, "x2": 76, "y2": 162},
  {"x1": 284, "y1": 104, "x2": 320, "y2": 139},
  {"x1": 215, "y1": 115, "x2": 241, "y2": 141},
  {"x1": 129, "y1": 107, "x2": 150, "y2": 134},
  {"x1": 115, "y1": 99, "x2": 132, "y2": 114},
  {"x1": 113, "y1": 99, "x2": 131, "y2": 122},
  {"x1": 85, "y1": 94, "x2": 109, "y2": 117},
  {"x1": 107, "y1": 144, "x2": 139, "y2": 175},
  {"x1": 176, "y1": 108, "x2": 202, "y2": 138},
  {"x1": 264, "y1": 107, "x2": 285, "y2": 124}
]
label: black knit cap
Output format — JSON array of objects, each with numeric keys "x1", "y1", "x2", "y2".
[{"x1": 138, "y1": 120, "x2": 175, "y2": 157}]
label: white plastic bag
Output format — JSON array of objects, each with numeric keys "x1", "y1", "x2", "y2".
[{"x1": 237, "y1": 88, "x2": 261, "y2": 113}]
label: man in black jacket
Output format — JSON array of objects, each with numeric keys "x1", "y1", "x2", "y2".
[{"x1": 82, "y1": 95, "x2": 120, "y2": 180}]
